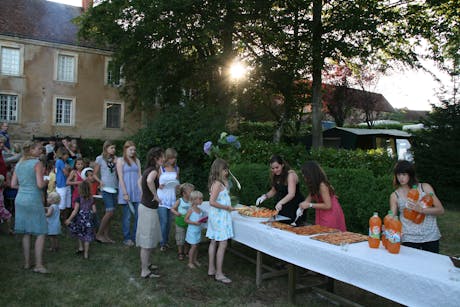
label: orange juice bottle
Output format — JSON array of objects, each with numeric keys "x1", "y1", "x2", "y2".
[
  {"x1": 403, "y1": 185, "x2": 419, "y2": 222},
  {"x1": 368, "y1": 212, "x2": 382, "y2": 248},
  {"x1": 387, "y1": 216, "x2": 402, "y2": 254},
  {"x1": 381, "y1": 210, "x2": 393, "y2": 249},
  {"x1": 414, "y1": 192, "x2": 434, "y2": 224}
]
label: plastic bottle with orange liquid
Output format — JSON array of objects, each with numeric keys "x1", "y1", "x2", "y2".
[
  {"x1": 387, "y1": 216, "x2": 402, "y2": 254},
  {"x1": 381, "y1": 210, "x2": 393, "y2": 249},
  {"x1": 368, "y1": 212, "x2": 382, "y2": 248},
  {"x1": 403, "y1": 185, "x2": 419, "y2": 222},
  {"x1": 413, "y1": 192, "x2": 434, "y2": 224}
]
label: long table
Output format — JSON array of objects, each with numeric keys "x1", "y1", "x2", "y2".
[{"x1": 201, "y1": 203, "x2": 460, "y2": 306}]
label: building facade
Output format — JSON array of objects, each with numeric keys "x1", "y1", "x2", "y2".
[{"x1": 0, "y1": 0, "x2": 143, "y2": 141}]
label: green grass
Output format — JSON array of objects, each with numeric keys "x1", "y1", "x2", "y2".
[{"x1": 0, "y1": 207, "x2": 458, "y2": 306}]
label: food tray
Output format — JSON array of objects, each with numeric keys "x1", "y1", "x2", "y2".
[{"x1": 310, "y1": 232, "x2": 368, "y2": 245}]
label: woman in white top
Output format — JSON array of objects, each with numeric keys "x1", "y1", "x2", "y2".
[
  {"x1": 389, "y1": 160, "x2": 444, "y2": 253},
  {"x1": 157, "y1": 148, "x2": 180, "y2": 251}
]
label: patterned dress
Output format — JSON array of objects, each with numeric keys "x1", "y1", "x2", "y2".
[
  {"x1": 14, "y1": 159, "x2": 47, "y2": 235},
  {"x1": 186, "y1": 209, "x2": 203, "y2": 244},
  {"x1": 68, "y1": 196, "x2": 96, "y2": 242},
  {"x1": 206, "y1": 185, "x2": 234, "y2": 241}
]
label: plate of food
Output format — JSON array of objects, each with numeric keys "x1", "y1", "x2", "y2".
[
  {"x1": 310, "y1": 231, "x2": 368, "y2": 245},
  {"x1": 236, "y1": 205, "x2": 277, "y2": 219},
  {"x1": 163, "y1": 179, "x2": 180, "y2": 189}
]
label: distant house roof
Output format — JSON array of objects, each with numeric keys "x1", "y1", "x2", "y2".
[
  {"x1": 0, "y1": 0, "x2": 100, "y2": 49},
  {"x1": 328, "y1": 127, "x2": 411, "y2": 138},
  {"x1": 322, "y1": 84, "x2": 395, "y2": 113}
]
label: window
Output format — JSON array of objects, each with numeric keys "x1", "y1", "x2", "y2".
[
  {"x1": 54, "y1": 96, "x2": 75, "y2": 126},
  {"x1": 0, "y1": 94, "x2": 18, "y2": 122},
  {"x1": 56, "y1": 52, "x2": 77, "y2": 82},
  {"x1": 105, "y1": 58, "x2": 122, "y2": 86},
  {"x1": 0, "y1": 45, "x2": 22, "y2": 76},
  {"x1": 104, "y1": 101, "x2": 123, "y2": 128}
]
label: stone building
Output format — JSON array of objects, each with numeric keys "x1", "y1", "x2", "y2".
[{"x1": 0, "y1": 0, "x2": 143, "y2": 142}]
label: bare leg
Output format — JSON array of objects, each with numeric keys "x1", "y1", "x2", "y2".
[
  {"x1": 83, "y1": 241, "x2": 90, "y2": 259},
  {"x1": 208, "y1": 239, "x2": 216, "y2": 275},
  {"x1": 188, "y1": 244, "x2": 197, "y2": 268},
  {"x1": 78, "y1": 239, "x2": 84, "y2": 251},
  {"x1": 140, "y1": 247, "x2": 151, "y2": 276},
  {"x1": 194, "y1": 244, "x2": 200, "y2": 266},
  {"x1": 215, "y1": 240, "x2": 228, "y2": 278},
  {"x1": 96, "y1": 211, "x2": 114, "y2": 242},
  {"x1": 22, "y1": 234, "x2": 31, "y2": 269},
  {"x1": 34, "y1": 235, "x2": 46, "y2": 270}
]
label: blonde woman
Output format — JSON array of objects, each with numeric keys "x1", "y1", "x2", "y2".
[{"x1": 11, "y1": 141, "x2": 49, "y2": 273}]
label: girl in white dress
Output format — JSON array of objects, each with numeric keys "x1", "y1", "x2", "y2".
[{"x1": 206, "y1": 158, "x2": 235, "y2": 284}]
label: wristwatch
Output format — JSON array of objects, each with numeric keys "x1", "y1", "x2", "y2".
[{"x1": 309, "y1": 203, "x2": 314, "y2": 208}]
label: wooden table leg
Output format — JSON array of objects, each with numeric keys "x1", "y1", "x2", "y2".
[{"x1": 256, "y1": 251, "x2": 262, "y2": 287}]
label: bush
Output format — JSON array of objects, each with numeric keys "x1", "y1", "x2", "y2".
[{"x1": 326, "y1": 168, "x2": 393, "y2": 233}]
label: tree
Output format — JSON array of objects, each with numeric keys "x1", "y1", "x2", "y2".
[{"x1": 77, "y1": 1, "x2": 459, "y2": 146}]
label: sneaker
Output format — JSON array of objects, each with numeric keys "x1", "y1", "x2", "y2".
[
  {"x1": 160, "y1": 246, "x2": 167, "y2": 252},
  {"x1": 123, "y1": 240, "x2": 134, "y2": 247}
]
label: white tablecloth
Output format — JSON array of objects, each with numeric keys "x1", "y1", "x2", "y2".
[{"x1": 201, "y1": 202, "x2": 460, "y2": 307}]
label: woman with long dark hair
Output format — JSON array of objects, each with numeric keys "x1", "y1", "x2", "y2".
[{"x1": 256, "y1": 155, "x2": 305, "y2": 222}]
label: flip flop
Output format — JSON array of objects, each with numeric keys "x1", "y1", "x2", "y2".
[
  {"x1": 141, "y1": 271, "x2": 160, "y2": 279},
  {"x1": 215, "y1": 275, "x2": 232, "y2": 284},
  {"x1": 148, "y1": 264, "x2": 159, "y2": 271}
]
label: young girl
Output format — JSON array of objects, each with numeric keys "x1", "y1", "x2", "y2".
[
  {"x1": 298, "y1": 161, "x2": 347, "y2": 231},
  {"x1": 206, "y1": 158, "x2": 235, "y2": 284},
  {"x1": 65, "y1": 180, "x2": 97, "y2": 259},
  {"x1": 117, "y1": 141, "x2": 142, "y2": 247},
  {"x1": 55, "y1": 146, "x2": 72, "y2": 222},
  {"x1": 67, "y1": 157, "x2": 85, "y2": 208},
  {"x1": 46, "y1": 192, "x2": 61, "y2": 251},
  {"x1": 185, "y1": 190, "x2": 205, "y2": 269},
  {"x1": 171, "y1": 183, "x2": 195, "y2": 260},
  {"x1": 157, "y1": 148, "x2": 180, "y2": 251},
  {"x1": 46, "y1": 159, "x2": 56, "y2": 195},
  {"x1": 389, "y1": 160, "x2": 444, "y2": 253},
  {"x1": 0, "y1": 174, "x2": 13, "y2": 234}
]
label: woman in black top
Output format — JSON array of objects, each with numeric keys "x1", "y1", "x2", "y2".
[
  {"x1": 136, "y1": 147, "x2": 164, "y2": 279},
  {"x1": 256, "y1": 155, "x2": 305, "y2": 223}
]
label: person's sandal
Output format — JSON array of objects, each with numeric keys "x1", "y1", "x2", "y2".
[{"x1": 178, "y1": 253, "x2": 185, "y2": 261}]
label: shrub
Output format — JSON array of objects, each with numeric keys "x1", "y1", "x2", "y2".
[
  {"x1": 79, "y1": 138, "x2": 125, "y2": 161},
  {"x1": 325, "y1": 168, "x2": 393, "y2": 233}
]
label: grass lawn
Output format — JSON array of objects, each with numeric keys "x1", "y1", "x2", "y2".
[{"x1": 0, "y1": 206, "x2": 458, "y2": 306}]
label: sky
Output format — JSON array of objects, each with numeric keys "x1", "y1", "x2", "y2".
[{"x1": 50, "y1": 0, "x2": 452, "y2": 111}]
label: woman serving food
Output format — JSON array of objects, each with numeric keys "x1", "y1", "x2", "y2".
[{"x1": 255, "y1": 155, "x2": 305, "y2": 223}]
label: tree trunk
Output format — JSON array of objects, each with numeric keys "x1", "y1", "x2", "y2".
[{"x1": 311, "y1": 0, "x2": 323, "y2": 148}]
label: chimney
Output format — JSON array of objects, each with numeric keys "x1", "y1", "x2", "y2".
[{"x1": 82, "y1": 0, "x2": 93, "y2": 11}]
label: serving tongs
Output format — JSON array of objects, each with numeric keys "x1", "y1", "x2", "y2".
[{"x1": 291, "y1": 208, "x2": 304, "y2": 226}]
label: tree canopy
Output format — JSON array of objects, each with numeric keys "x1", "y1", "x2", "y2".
[{"x1": 77, "y1": 0, "x2": 459, "y2": 145}]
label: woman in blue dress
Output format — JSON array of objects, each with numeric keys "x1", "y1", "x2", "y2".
[{"x1": 12, "y1": 141, "x2": 49, "y2": 273}]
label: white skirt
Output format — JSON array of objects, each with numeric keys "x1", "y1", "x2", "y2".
[{"x1": 136, "y1": 204, "x2": 161, "y2": 249}]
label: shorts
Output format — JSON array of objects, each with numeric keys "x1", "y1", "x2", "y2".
[
  {"x1": 175, "y1": 224, "x2": 186, "y2": 245},
  {"x1": 102, "y1": 191, "x2": 117, "y2": 212},
  {"x1": 56, "y1": 186, "x2": 71, "y2": 210}
]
